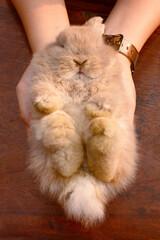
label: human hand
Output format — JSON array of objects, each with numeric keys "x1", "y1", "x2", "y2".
[
  {"x1": 16, "y1": 64, "x2": 33, "y2": 126},
  {"x1": 12, "y1": 0, "x2": 70, "y2": 127},
  {"x1": 115, "y1": 53, "x2": 136, "y2": 124}
]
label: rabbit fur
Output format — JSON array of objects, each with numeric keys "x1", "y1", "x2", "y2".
[{"x1": 28, "y1": 17, "x2": 137, "y2": 226}]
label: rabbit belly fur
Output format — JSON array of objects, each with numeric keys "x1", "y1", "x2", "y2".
[{"x1": 27, "y1": 17, "x2": 138, "y2": 226}]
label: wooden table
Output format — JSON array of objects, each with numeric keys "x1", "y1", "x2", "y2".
[{"x1": 0, "y1": 0, "x2": 160, "y2": 239}]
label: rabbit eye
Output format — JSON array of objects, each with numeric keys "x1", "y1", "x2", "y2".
[
  {"x1": 56, "y1": 42, "x2": 65, "y2": 48},
  {"x1": 59, "y1": 44, "x2": 65, "y2": 48}
]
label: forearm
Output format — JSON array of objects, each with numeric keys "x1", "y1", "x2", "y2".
[
  {"x1": 104, "y1": 0, "x2": 160, "y2": 52},
  {"x1": 11, "y1": 0, "x2": 70, "y2": 53}
]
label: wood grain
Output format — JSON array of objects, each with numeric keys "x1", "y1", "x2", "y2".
[{"x1": 0, "y1": 0, "x2": 160, "y2": 239}]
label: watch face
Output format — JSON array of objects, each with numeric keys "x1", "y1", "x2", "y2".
[{"x1": 102, "y1": 34, "x2": 123, "y2": 51}]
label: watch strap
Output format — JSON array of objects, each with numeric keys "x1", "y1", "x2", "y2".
[{"x1": 103, "y1": 34, "x2": 139, "y2": 74}]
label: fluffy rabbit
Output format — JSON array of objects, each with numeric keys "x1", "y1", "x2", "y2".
[{"x1": 28, "y1": 17, "x2": 137, "y2": 226}]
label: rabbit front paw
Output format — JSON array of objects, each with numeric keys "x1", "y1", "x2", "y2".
[
  {"x1": 86, "y1": 102, "x2": 111, "y2": 119},
  {"x1": 34, "y1": 94, "x2": 61, "y2": 114},
  {"x1": 86, "y1": 117, "x2": 125, "y2": 183}
]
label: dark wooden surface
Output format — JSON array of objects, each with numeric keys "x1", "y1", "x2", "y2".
[{"x1": 0, "y1": 0, "x2": 160, "y2": 239}]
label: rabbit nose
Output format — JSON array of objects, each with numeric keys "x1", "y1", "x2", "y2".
[{"x1": 73, "y1": 59, "x2": 88, "y2": 67}]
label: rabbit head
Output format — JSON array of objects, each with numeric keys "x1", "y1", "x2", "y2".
[{"x1": 37, "y1": 17, "x2": 117, "y2": 82}]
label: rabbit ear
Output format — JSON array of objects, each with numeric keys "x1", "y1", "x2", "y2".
[{"x1": 84, "y1": 17, "x2": 105, "y2": 35}]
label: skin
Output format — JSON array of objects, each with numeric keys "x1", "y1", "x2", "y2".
[
  {"x1": 11, "y1": 0, "x2": 160, "y2": 126},
  {"x1": 11, "y1": 0, "x2": 69, "y2": 125},
  {"x1": 104, "y1": 0, "x2": 160, "y2": 123}
]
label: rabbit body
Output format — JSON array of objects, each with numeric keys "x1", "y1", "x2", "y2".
[{"x1": 28, "y1": 17, "x2": 137, "y2": 226}]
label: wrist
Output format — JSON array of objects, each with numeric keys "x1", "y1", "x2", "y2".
[
  {"x1": 116, "y1": 52, "x2": 131, "y2": 68},
  {"x1": 103, "y1": 34, "x2": 139, "y2": 73},
  {"x1": 116, "y1": 53, "x2": 136, "y2": 100},
  {"x1": 11, "y1": 0, "x2": 70, "y2": 54}
]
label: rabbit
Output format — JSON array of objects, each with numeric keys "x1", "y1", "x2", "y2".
[{"x1": 27, "y1": 17, "x2": 138, "y2": 226}]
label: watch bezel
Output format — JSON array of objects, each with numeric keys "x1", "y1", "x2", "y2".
[{"x1": 102, "y1": 34, "x2": 124, "y2": 51}]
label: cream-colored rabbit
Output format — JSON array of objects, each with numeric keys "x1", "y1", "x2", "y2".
[{"x1": 28, "y1": 17, "x2": 137, "y2": 226}]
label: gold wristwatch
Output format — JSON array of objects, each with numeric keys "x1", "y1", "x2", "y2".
[{"x1": 103, "y1": 34, "x2": 139, "y2": 74}]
